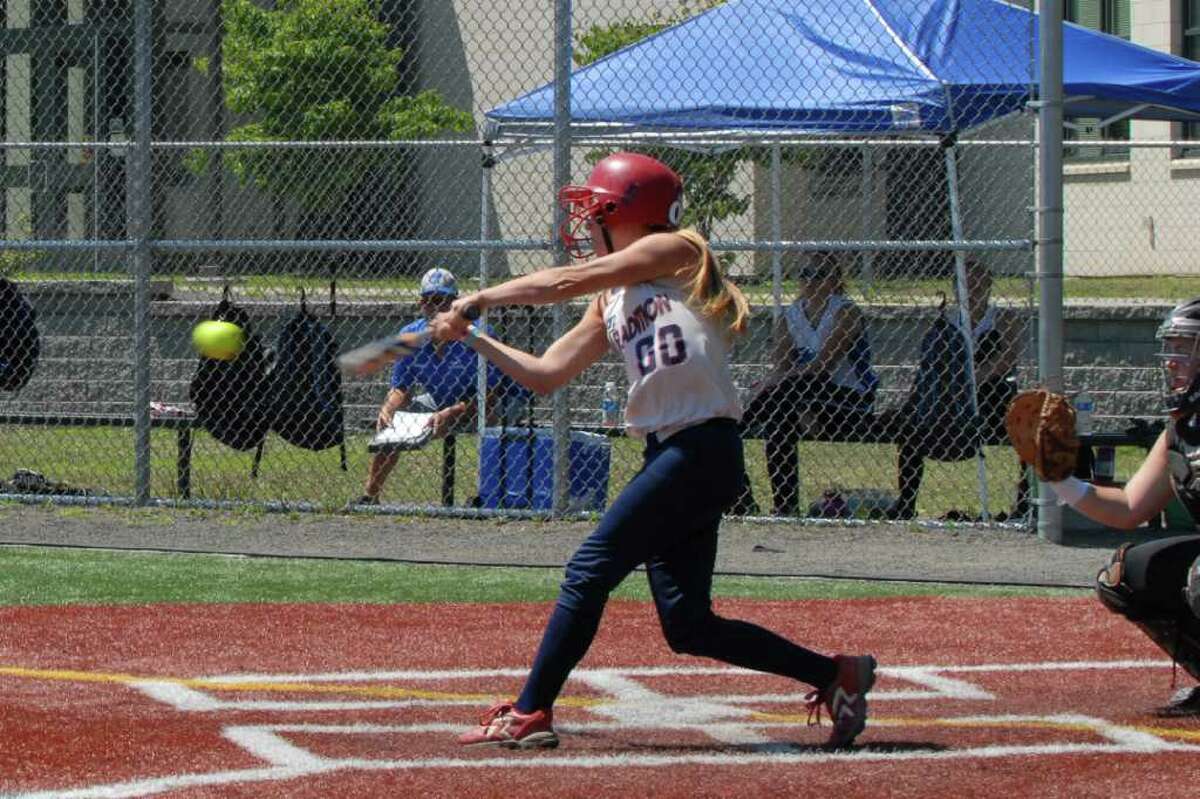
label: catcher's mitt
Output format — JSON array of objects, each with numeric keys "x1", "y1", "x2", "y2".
[{"x1": 1004, "y1": 388, "x2": 1080, "y2": 481}]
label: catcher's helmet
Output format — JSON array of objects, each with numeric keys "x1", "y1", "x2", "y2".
[
  {"x1": 557, "y1": 152, "x2": 684, "y2": 259},
  {"x1": 1157, "y1": 296, "x2": 1200, "y2": 414}
]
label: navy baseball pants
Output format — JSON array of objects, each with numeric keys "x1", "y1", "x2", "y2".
[{"x1": 516, "y1": 417, "x2": 838, "y2": 713}]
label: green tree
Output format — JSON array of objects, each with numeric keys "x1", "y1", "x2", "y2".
[
  {"x1": 193, "y1": 0, "x2": 473, "y2": 262},
  {"x1": 574, "y1": 0, "x2": 748, "y2": 239}
]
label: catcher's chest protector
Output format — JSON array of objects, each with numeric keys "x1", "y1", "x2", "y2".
[{"x1": 1167, "y1": 419, "x2": 1200, "y2": 524}]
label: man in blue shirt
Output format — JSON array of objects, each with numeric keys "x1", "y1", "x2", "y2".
[{"x1": 351, "y1": 268, "x2": 515, "y2": 506}]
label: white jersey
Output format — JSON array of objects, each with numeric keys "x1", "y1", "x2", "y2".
[
  {"x1": 601, "y1": 240, "x2": 741, "y2": 440},
  {"x1": 783, "y1": 294, "x2": 877, "y2": 395}
]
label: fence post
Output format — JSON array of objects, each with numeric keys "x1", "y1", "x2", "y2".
[
  {"x1": 477, "y1": 142, "x2": 495, "y2": 436},
  {"x1": 1037, "y1": 0, "x2": 1066, "y2": 541},
  {"x1": 551, "y1": 0, "x2": 572, "y2": 515},
  {"x1": 130, "y1": 0, "x2": 154, "y2": 505}
]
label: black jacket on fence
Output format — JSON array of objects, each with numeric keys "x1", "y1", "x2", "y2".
[
  {"x1": 270, "y1": 301, "x2": 344, "y2": 452},
  {"x1": 189, "y1": 292, "x2": 273, "y2": 452},
  {"x1": 0, "y1": 277, "x2": 40, "y2": 392}
]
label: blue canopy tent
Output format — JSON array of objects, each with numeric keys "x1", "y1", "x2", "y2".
[
  {"x1": 486, "y1": 0, "x2": 1200, "y2": 137},
  {"x1": 481, "y1": 0, "x2": 1200, "y2": 520}
]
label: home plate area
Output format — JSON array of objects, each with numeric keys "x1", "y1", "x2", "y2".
[
  {"x1": 5, "y1": 598, "x2": 1200, "y2": 797},
  {"x1": 134, "y1": 662, "x2": 1198, "y2": 760}
]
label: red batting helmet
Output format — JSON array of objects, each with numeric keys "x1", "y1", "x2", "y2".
[{"x1": 557, "y1": 152, "x2": 684, "y2": 259}]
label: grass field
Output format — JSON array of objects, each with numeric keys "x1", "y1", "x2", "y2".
[
  {"x1": 0, "y1": 545, "x2": 1084, "y2": 606},
  {"x1": 0, "y1": 423, "x2": 1150, "y2": 518},
  {"x1": 0, "y1": 424, "x2": 1069, "y2": 518}
]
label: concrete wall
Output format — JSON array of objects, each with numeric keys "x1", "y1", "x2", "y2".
[{"x1": 0, "y1": 283, "x2": 1167, "y2": 434}]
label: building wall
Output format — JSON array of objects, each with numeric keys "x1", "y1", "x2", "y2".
[
  {"x1": 5, "y1": 1, "x2": 1196, "y2": 280},
  {"x1": 1063, "y1": 0, "x2": 1200, "y2": 276},
  {"x1": 420, "y1": 0, "x2": 705, "y2": 279}
]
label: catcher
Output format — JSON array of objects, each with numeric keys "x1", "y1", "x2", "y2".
[{"x1": 1008, "y1": 297, "x2": 1200, "y2": 716}]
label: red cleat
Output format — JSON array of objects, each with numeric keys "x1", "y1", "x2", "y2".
[
  {"x1": 457, "y1": 702, "x2": 559, "y2": 749},
  {"x1": 806, "y1": 654, "x2": 877, "y2": 747}
]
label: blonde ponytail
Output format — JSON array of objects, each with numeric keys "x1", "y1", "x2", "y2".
[{"x1": 675, "y1": 229, "x2": 750, "y2": 336}]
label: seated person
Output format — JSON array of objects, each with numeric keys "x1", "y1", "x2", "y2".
[
  {"x1": 736, "y1": 251, "x2": 878, "y2": 516},
  {"x1": 882, "y1": 259, "x2": 1020, "y2": 520},
  {"x1": 350, "y1": 267, "x2": 520, "y2": 506}
]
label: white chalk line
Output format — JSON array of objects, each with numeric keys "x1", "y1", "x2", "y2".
[{"x1": 6, "y1": 658, "x2": 1190, "y2": 799}]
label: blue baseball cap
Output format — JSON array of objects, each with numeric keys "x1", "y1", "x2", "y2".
[{"x1": 419, "y1": 268, "x2": 458, "y2": 298}]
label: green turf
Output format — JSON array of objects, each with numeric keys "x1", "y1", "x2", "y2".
[{"x1": 0, "y1": 545, "x2": 1083, "y2": 606}]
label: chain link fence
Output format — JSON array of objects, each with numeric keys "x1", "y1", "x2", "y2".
[
  {"x1": 0, "y1": 0, "x2": 1178, "y2": 531},
  {"x1": 1056, "y1": 135, "x2": 1200, "y2": 533}
]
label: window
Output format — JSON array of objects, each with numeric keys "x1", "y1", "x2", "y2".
[
  {"x1": 1182, "y1": 0, "x2": 1200, "y2": 158},
  {"x1": 1065, "y1": 0, "x2": 1131, "y2": 160},
  {"x1": 154, "y1": 51, "x2": 192, "y2": 187}
]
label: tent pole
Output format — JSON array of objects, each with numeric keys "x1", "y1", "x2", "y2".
[
  {"x1": 770, "y1": 144, "x2": 782, "y2": 320},
  {"x1": 769, "y1": 144, "x2": 786, "y2": 506},
  {"x1": 1037, "y1": 0, "x2": 1066, "y2": 542},
  {"x1": 860, "y1": 144, "x2": 874, "y2": 293},
  {"x1": 944, "y1": 140, "x2": 990, "y2": 522}
]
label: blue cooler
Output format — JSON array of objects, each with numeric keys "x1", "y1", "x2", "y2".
[{"x1": 478, "y1": 427, "x2": 611, "y2": 511}]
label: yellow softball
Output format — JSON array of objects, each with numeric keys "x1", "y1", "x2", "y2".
[{"x1": 192, "y1": 320, "x2": 246, "y2": 361}]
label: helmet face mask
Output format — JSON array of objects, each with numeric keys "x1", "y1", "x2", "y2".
[
  {"x1": 1160, "y1": 336, "x2": 1200, "y2": 411},
  {"x1": 557, "y1": 185, "x2": 609, "y2": 259},
  {"x1": 1157, "y1": 297, "x2": 1200, "y2": 414}
]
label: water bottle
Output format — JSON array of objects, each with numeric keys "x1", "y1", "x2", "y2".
[
  {"x1": 1093, "y1": 445, "x2": 1116, "y2": 484},
  {"x1": 601, "y1": 381, "x2": 621, "y2": 428},
  {"x1": 1074, "y1": 391, "x2": 1095, "y2": 437}
]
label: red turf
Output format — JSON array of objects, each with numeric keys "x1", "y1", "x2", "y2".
[{"x1": 1, "y1": 597, "x2": 1197, "y2": 798}]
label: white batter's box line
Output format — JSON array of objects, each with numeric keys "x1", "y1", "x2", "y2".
[
  {"x1": 129, "y1": 659, "x2": 1170, "y2": 714},
  {"x1": 131, "y1": 679, "x2": 483, "y2": 713},
  {"x1": 129, "y1": 673, "x2": 974, "y2": 713},
  {"x1": 13, "y1": 715, "x2": 1200, "y2": 799},
  {"x1": 234, "y1": 712, "x2": 1195, "y2": 740},
  {"x1": 224, "y1": 714, "x2": 1200, "y2": 766}
]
